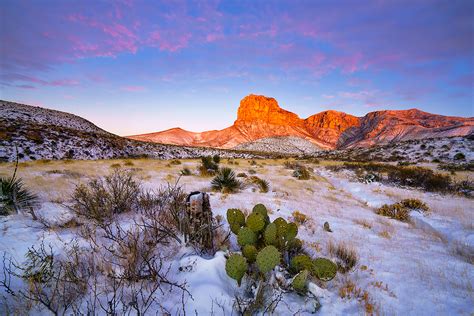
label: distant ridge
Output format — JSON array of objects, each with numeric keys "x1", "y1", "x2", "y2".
[{"x1": 127, "y1": 94, "x2": 474, "y2": 149}]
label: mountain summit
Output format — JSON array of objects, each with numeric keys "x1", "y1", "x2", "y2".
[{"x1": 127, "y1": 94, "x2": 474, "y2": 149}]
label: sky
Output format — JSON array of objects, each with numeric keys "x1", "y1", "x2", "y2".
[{"x1": 0, "y1": 0, "x2": 473, "y2": 136}]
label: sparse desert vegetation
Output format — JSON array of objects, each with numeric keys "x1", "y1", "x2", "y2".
[{"x1": 0, "y1": 156, "x2": 472, "y2": 314}]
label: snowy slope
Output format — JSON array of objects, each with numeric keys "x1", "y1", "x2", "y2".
[{"x1": 0, "y1": 159, "x2": 472, "y2": 315}]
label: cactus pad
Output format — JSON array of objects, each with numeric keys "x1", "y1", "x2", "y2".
[
  {"x1": 225, "y1": 254, "x2": 248, "y2": 286},
  {"x1": 252, "y1": 204, "x2": 268, "y2": 218},
  {"x1": 312, "y1": 258, "x2": 337, "y2": 281},
  {"x1": 256, "y1": 245, "x2": 280, "y2": 274},
  {"x1": 246, "y1": 212, "x2": 266, "y2": 233},
  {"x1": 288, "y1": 238, "x2": 303, "y2": 250},
  {"x1": 264, "y1": 222, "x2": 277, "y2": 245},
  {"x1": 292, "y1": 269, "x2": 309, "y2": 294},
  {"x1": 227, "y1": 208, "x2": 245, "y2": 233},
  {"x1": 274, "y1": 217, "x2": 288, "y2": 236},
  {"x1": 242, "y1": 244, "x2": 258, "y2": 263},
  {"x1": 286, "y1": 222, "x2": 298, "y2": 241},
  {"x1": 290, "y1": 254, "x2": 313, "y2": 274},
  {"x1": 237, "y1": 227, "x2": 257, "y2": 247}
]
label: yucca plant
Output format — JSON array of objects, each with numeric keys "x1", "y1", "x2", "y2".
[
  {"x1": 211, "y1": 167, "x2": 241, "y2": 193},
  {"x1": 1, "y1": 154, "x2": 38, "y2": 216}
]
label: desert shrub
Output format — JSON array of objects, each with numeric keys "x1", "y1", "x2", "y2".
[
  {"x1": 453, "y1": 152, "x2": 465, "y2": 160},
  {"x1": 180, "y1": 167, "x2": 192, "y2": 176},
  {"x1": 292, "y1": 166, "x2": 311, "y2": 180},
  {"x1": 110, "y1": 163, "x2": 121, "y2": 168},
  {"x1": 249, "y1": 160, "x2": 257, "y2": 166},
  {"x1": 0, "y1": 162, "x2": 38, "y2": 216},
  {"x1": 283, "y1": 161, "x2": 301, "y2": 170},
  {"x1": 438, "y1": 162, "x2": 474, "y2": 172},
  {"x1": 199, "y1": 156, "x2": 219, "y2": 176},
  {"x1": 123, "y1": 160, "x2": 134, "y2": 166},
  {"x1": 225, "y1": 204, "x2": 337, "y2": 314},
  {"x1": 12, "y1": 243, "x2": 89, "y2": 315},
  {"x1": 71, "y1": 169, "x2": 141, "y2": 222},
  {"x1": 328, "y1": 240, "x2": 358, "y2": 273},
  {"x1": 376, "y1": 203, "x2": 410, "y2": 221},
  {"x1": 212, "y1": 155, "x2": 221, "y2": 164},
  {"x1": 453, "y1": 180, "x2": 474, "y2": 198},
  {"x1": 399, "y1": 199, "x2": 429, "y2": 213},
  {"x1": 211, "y1": 168, "x2": 241, "y2": 193},
  {"x1": 236, "y1": 172, "x2": 248, "y2": 178},
  {"x1": 329, "y1": 162, "x2": 453, "y2": 193},
  {"x1": 291, "y1": 211, "x2": 308, "y2": 225},
  {"x1": 170, "y1": 159, "x2": 181, "y2": 165},
  {"x1": 248, "y1": 176, "x2": 269, "y2": 193},
  {"x1": 387, "y1": 167, "x2": 451, "y2": 192},
  {"x1": 376, "y1": 198, "x2": 429, "y2": 222},
  {"x1": 248, "y1": 169, "x2": 257, "y2": 175}
]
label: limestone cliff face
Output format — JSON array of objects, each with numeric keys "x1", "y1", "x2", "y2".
[
  {"x1": 236, "y1": 94, "x2": 304, "y2": 127},
  {"x1": 127, "y1": 94, "x2": 474, "y2": 150}
]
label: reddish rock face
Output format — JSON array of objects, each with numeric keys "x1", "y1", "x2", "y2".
[
  {"x1": 127, "y1": 94, "x2": 474, "y2": 149},
  {"x1": 236, "y1": 94, "x2": 304, "y2": 127}
]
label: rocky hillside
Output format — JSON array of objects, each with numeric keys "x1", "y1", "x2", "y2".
[
  {"x1": 234, "y1": 136, "x2": 321, "y2": 155},
  {"x1": 128, "y1": 94, "x2": 474, "y2": 149},
  {"x1": 0, "y1": 100, "x2": 264, "y2": 162}
]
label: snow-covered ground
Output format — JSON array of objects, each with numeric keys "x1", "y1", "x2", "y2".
[{"x1": 0, "y1": 158, "x2": 473, "y2": 315}]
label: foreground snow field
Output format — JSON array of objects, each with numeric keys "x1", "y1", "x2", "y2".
[{"x1": 0, "y1": 158, "x2": 473, "y2": 315}]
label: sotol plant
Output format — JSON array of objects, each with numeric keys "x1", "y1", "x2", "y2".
[
  {"x1": 225, "y1": 203, "x2": 337, "y2": 295},
  {"x1": 1, "y1": 156, "x2": 38, "y2": 216},
  {"x1": 211, "y1": 167, "x2": 241, "y2": 193}
]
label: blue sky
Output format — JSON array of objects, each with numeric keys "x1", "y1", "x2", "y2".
[{"x1": 1, "y1": 0, "x2": 473, "y2": 136}]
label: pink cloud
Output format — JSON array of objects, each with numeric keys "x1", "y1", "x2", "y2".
[
  {"x1": 121, "y1": 85, "x2": 146, "y2": 92},
  {"x1": 2, "y1": 73, "x2": 80, "y2": 87}
]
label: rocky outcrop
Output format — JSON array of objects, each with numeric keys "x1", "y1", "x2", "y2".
[{"x1": 127, "y1": 94, "x2": 474, "y2": 150}]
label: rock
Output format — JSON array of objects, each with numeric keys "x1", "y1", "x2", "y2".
[{"x1": 127, "y1": 94, "x2": 474, "y2": 150}]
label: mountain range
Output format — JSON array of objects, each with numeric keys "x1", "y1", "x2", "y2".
[{"x1": 127, "y1": 94, "x2": 474, "y2": 149}]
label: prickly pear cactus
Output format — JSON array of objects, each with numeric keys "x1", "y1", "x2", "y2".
[
  {"x1": 246, "y1": 212, "x2": 265, "y2": 233},
  {"x1": 290, "y1": 254, "x2": 313, "y2": 274},
  {"x1": 256, "y1": 245, "x2": 280, "y2": 274},
  {"x1": 225, "y1": 254, "x2": 248, "y2": 286},
  {"x1": 312, "y1": 258, "x2": 337, "y2": 281},
  {"x1": 292, "y1": 269, "x2": 309, "y2": 294},
  {"x1": 237, "y1": 227, "x2": 257, "y2": 247},
  {"x1": 288, "y1": 238, "x2": 302, "y2": 250},
  {"x1": 227, "y1": 208, "x2": 245, "y2": 234},
  {"x1": 242, "y1": 244, "x2": 257, "y2": 263},
  {"x1": 252, "y1": 203, "x2": 268, "y2": 217},
  {"x1": 285, "y1": 222, "x2": 298, "y2": 241},
  {"x1": 264, "y1": 222, "x2": 277, "y2": 245},
  {"x1": 274, "y1": 217, "x2": 288, "y2": 236}
]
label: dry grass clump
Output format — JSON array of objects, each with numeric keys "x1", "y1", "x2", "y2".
[
  {"x1": 353, "y1": 218, "x2": 372, "y2": 229},
  {"x1": 169, "y1": 159, "x2": 181, "y2": 165},
  {"x1": 376, "y1": 198, "x2": 429, "y2": 222},
  {"x1": 376, "y1": 203, "x2": 410, "y2": 222},
  {"x1": 339, "y1": 280, "x2": 377, "y2": 314},
  {"x1": 199, "y1": 156, "x2": 219, "y2": 176},
  {"x1": 247, "y1": 176, "x2": 269, "y2": 193},
  {"x1": 180, "y1": 167, "x2": 192, "y2": 176},
  {"x1": 292, "y1": 166, "x2": 311, "y2": 180},
  {"x1": 123, "y1": 160, "x2": 134, "y2": 166},
  {"x1": 291, "y1": 211, "x2": 308, "y2": 225},
  {"x1": 328, "y1": 240, "x2": 358, "y2": 273}
]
